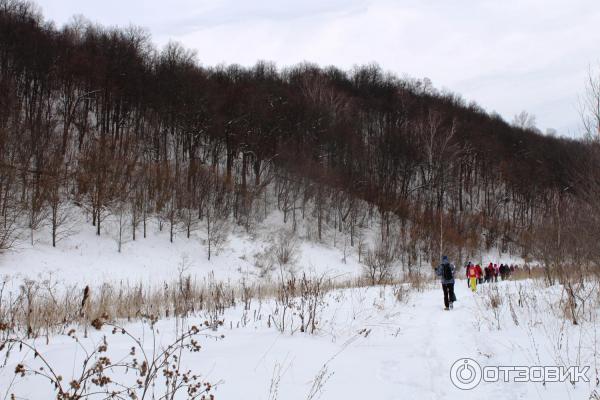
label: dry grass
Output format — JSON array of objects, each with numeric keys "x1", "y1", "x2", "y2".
[
  {"x1": 508, "y1": 266, "x2": 547, "y2": 281},
  {"x1": 0, "y1": 273, "x2": 422, "y2": 338}
]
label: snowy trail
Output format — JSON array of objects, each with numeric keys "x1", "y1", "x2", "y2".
[
  {"x1": 361, "y1": 280, "x2": 527, "y2": 400},
  {"x1": 196, "y1": 280, "x2": 542, "y2": 399},
  {"x1": 340, "y1": 280, "x2": 515, "y2": 400}
]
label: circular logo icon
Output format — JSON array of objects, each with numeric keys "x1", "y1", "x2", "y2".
[{"x1": 450, "y1": 358, "x2": 482, "y2": 390}]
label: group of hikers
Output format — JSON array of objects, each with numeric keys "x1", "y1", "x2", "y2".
[
  {"x1": 435, "y1": 256, "x2": 521, "y2": 310},
  {"x1": 464, "y1": 261, "x2": 517, "y2": 292}
]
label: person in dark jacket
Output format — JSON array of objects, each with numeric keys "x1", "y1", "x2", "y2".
[
  {"x1": 484, "y1": 264, "x2": 492, "y2": 283},
  {"x1": 436, "y1": 255, "x2": 456, "y2": 310},
  {"x1": 499, "y1": 264, "x2": 508, "y2": 280}
]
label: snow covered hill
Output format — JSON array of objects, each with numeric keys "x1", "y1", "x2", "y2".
[{"x1": 0, "y1": 209, "x2": 367, "y2": 287}]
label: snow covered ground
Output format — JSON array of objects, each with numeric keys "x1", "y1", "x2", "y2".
[
  {"x1": 1, "y1": 279, "x2": 597, "y2": 399},
  {"x1": 1, "y1": 208, "x2": 592, "y2": 399}
]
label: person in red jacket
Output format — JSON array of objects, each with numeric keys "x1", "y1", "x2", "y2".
[
  {"x1": 465, "y1": 262, "x2": 474, "y2": 288},
  {"x1": 475, "y1": 264, "x2": 483, "y2": 284}
]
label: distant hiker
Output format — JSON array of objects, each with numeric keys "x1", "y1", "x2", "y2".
[
  {"x1": 493, "y1": 263, "x2": 499, "y2": 282},
  {"x1": 484, "y1": 263, "x2": 493, "y2": 283},
  {"x1": 436, "y1": 255, "x2": 456, "y2": 310},
  {"x1": 500, "y1": 264, "x2": 508, "y2": 280},
  {"x1": 476, "y1": 264, "x2": 483, "y2": 284},
  {"x1": 467, "y1": 263, "x2": 479, "y2": 292},
  {"x1": 465, "y1": 261, "x2": 474, "y2": 288}
]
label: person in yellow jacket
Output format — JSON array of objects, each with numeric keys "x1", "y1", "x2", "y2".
[{"x1": 467, "y1": 263, "x2": 478, "y2": 292}]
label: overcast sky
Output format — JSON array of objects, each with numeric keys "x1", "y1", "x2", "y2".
[{"x1": 35, "y1": 0, "x2": 600, "y2": 138}]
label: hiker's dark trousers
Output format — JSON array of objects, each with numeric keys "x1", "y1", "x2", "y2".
[{"x1": 442, "y1": 283, "x2": 455, "y2": 308}]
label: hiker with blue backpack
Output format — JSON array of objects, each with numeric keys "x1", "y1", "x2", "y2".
[{"x1": 436, "y1": 255, "x2": 456, "y2": 310}]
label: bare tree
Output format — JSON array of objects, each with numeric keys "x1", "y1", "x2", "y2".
[
  {"x1": 22, "y1": 156, "x2": 51, "y2": 247},
  {"x1": 47, "y1": 179, "x2": 75, "y2": 247},
  {"x1": 205, "y1": 174, "x2": 230, "y2": 260},
  {"x1": 274, "y1": 230, "x2": 299, "y2": 269},
  {"x1": 579, "y1": 65, "x2": 600, "y2": 140},
  {"x1": 129, "y1": 169, "x2": 146, "y2": 241},
  {"x1": 111, "y1": 200, "x2": 130, "y2": 253},
  {"x1": 205, "y1": 208, "x2": 229, "y2": 261},
  {"x1": 363, "y1": 236, "x2": 397, "y2": 285},
  {"x1": 0, "y1": 191, "x2": 21, "y2": 253},
  {"x1": 512, "y1": 110, "x2": 538, "y2": 131}
]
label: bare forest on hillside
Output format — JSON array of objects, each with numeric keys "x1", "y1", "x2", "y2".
[{"x1": 1, "y1": 0, "x2": 600, "y2": 272}]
